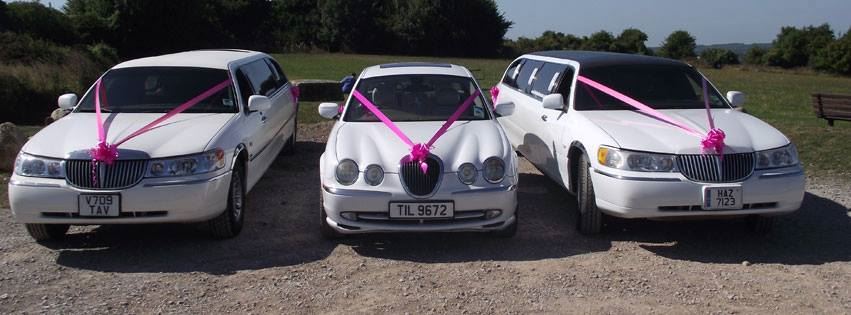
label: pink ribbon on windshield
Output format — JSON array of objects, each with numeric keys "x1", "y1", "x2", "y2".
[
  {"x1": 352, "y1": 89, "x2": 481, "y2": 174},
  {"x1": 576, "y1": 75, "x2": 725, "y2": 156},
  {"x1": 90, "y1": 78, "x2": 232, "y2": 185}
]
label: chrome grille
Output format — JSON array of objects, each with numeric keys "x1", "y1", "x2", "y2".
[
  {"x1": 400, "y1": 157, "x2": 441, "y2": 197},
  {"x1": 65, "y1": 160, "x2": 147, "y2": 189},
  {"x1": 676, "y1": 153, "x2": 754, "y2": 183}
]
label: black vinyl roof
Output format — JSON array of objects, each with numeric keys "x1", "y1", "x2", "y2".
[
  {"x1": 380, "y1": 62, "x2": 452, "y2": 69},
  {"x1": 529, "y1": 50, "x2": 688, "y2": 69}
]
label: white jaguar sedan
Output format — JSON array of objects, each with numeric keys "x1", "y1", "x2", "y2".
[
  {"x1": 317, "y1": 62, "x2": 518, "y2": 238},
  {"x1": 493, "y1": 51, "x2": 805, "y2": 234},
  {"x1": 9, "y1": 50, "x2": 298, "y2": 241}
]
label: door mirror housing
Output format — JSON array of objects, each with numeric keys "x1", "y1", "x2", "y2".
[
  {"x1": 726, "y1": 91, "x2": 745, "y2": 108},
  {"x1": 318, "y1": 102, "x2": 340, "y2": 119},
  {"x1": 494, "y1": 101, "x2": 515, "y2": 116},
  {"x1": 248, "y1": 95, "x2": 272, "y2": 112},
  {"x1": 542, "y1": 93, "x2": 564, "y2": 110},
  {"x1": 58, "y1": 93, "x2": 78, "y2": 109}
]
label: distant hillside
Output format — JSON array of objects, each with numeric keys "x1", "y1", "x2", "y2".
[{"x1": 650, "y1": 43, "x2": 772, "y2": 56}]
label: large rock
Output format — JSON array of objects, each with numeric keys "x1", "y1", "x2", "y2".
[
  {"x1": 293, "y1": 79, "x2": 343, "y2": 102},
  {"x1": 0, "y1": 122, "x2": 26, "y2": 172},
  {"x1": 45, "y1": 108, "x2": 71, "y2": 125}
]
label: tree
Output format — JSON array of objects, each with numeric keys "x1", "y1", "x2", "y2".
[
  {"x1": 0, "y1": 1, "x2": 8, "y2": 32},
  {"x1": 812, "y1": 28, "x2": 851, "y2": 75},
  {"x1": 6, "y1": 1, "x2": 77, "y2": 45},
  {"x1": 582, "y1": 30, "x2": 614, "y2": 51},
  {"x1": 613, "y1": 28, "x2": 650, "y2": 54},
  {"x1": 658, "y1": 30, "x2": 696, "y2": 59},
  {"x1": 271, "y1": 0, "x2": 320, "y2": 51},
  {"x1": 64, "y1": 0, "x2": 118, "y2": 46},
  {"x1": 766, "y1": 24, "x2": 834, "y2": 68},
  {"x1": 744, "y1": 46, "x2": 767, "y2": 65},
  {"x1": 700, "y1": 48, "x2": 739, "y2": 68}
]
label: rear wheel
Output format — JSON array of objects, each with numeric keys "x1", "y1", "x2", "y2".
[
  {"x1": 576, "y1": 154, "x2": 603, "y2": 234},
  {"x1": 208, "y1": 162, "x2": 245, "y2": 238},
  {"x1": 319, "y1": 191, "x2": 342, "y2": 239},
  {"x1": 25, "y1": 224, "x2": 69, "y2": 242}
]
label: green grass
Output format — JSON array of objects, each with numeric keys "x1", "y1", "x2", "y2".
[{"x1": 277, "y1": 53, "x2": 851, "y2": 176}]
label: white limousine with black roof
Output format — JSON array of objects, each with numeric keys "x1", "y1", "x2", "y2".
[{"x1": 493, "y1": 51, "x2": 805, "y2": 234}]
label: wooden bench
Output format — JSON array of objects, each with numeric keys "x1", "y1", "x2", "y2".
[{"x1": 811, "y1": 93, "x2": 851, "y2": 126}]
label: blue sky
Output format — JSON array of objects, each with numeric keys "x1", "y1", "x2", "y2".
[{"x1": 39, "y1": 0, "x2": 851, "y2": 46}]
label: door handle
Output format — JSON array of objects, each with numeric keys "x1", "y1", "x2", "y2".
[
  {"x1": 541, "y1": 114, "x2": 548, "y2": 121},
  {"x1": 260, "y1": 115, "x2": 267, "y2": 123}
]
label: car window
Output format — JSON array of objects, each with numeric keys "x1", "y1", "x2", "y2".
[
  {"x1": 75, "y1": 67, "x2": 237, "y2": 114},
  {"x1": 235, "y1": 69, "x2": 254, "y2": 113},
  {"x1": 501, "y1": 59, "x2": 524, "y2": 89},
  {"x1": 531, "y1": 62, "x2": 568, "y2": 98},
  {"x1": 343, "y1": 74, "x2": 491, "y2": 122},
  {"x1": 264, "y1": 58, "x2": 289, "y2": 89},
  {"x1": 554, "y1": 66, "x2": 576, "y2": 106},
  {"x1": 515, "y1": 60, "x2": 543, "y2": 94},
  {"x1": 241, "y1": 59, "x2": 277, "y2": 97},
  {"x1": 574, "y1": 65, "x2": 729, "y2": 111}
]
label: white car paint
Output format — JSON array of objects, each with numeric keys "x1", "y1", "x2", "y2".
[
  {"x1": 8, "y1": 50, "x2": 297, "y2": 229},
  {"x1": 319, "y1": 63, "x2": 518, "y2": 235},
  {"x1": 494, "y1": 51, "x2": 805, "y2": 222}
]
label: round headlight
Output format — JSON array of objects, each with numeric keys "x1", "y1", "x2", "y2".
[
  {"x1": 335, "y1": 159, "x2": 359, "y2": 185},
  {"x1": 457, "y1": 163, "x2": 477, "y2": 185},
  {"x1": 483, "y1": 157, "x2": 505, "y2": 183},
  {"x1": 364, "y1": 164, "x2": 384, "y2": 186}
]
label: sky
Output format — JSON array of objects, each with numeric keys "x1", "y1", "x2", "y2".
[{"x1": 38, "y1": 0, "x2": 851, "y2": 46}]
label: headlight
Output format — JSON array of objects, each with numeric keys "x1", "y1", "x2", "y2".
[
  {"x1": 457, "y1": 163, "x2": 477, "y2": 184},
  {"x1": 483, "y1": 157, "x2": 505, "y2": 183},
  {"x1": 146, "y1": 148, "x2": 225, "y2": 178},
  {"x1": 597, "y1": 146, "x2": 677, "y2": 172},
  {"x1": 755, "y1": 144, "x2": 799, "y2": 170},
  {"x1": 364, "y1": 164, "x2": 384, "y2": 186},
  {"x1": 335, "y1": 159, "x2": 358, "y2": 185},
  {"x1": 13, "y1": 153, "x2": 65, "y2": 178}
]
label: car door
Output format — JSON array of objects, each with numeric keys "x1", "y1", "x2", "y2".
[
  {"x1": 527, "y1": 62, "x2": 573, "y2": 180},
  {"x1": 237, "y1": 60, "x2": 282, "y2": 188},
  {"x1": 495, "y1": 59, "x2": 527, "y2": 146},
  {"x1": 264, "y1": 58, "x2": 297, "y2": 145}
]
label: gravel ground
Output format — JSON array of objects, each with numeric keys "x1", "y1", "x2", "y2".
[{"x1": 1, "y1": 121, "x2": 849, "y2": 314}]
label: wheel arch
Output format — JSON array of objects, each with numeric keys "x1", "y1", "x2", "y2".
[{"x1": 567, "y1": 141, "x2": 588, "y2": 194}]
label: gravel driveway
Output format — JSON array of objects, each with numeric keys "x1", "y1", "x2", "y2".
[{"x1": 1, "y1": 121, "x2": 849, "y2": 314}]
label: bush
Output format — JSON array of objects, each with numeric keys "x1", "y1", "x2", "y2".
[
  {"x1": 744, "y1": 46, "x2": 768, "y2": 65},
  {"x1": 700, "y1": 48, "x2": 739, "y2": 68},
  {"x1": 6, "y1": 1, "x2": 77, "y2": 45},
  {"x1": 0, "y1": 31, "x2": 69, "y2": 64},
  {"x1": 812, "y1": 30, "x2": 851, "y2": 75},
  {"x1": 658, "y1": 30, "x2": 697, "y2": 60}
]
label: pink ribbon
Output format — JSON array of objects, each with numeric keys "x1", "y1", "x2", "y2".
[
  {"x1": 290, "y1": 85, "x2": 300, "y2": 103},
  {"x1": 351, "y1": 89, "x2": 482, "y2": 174},
  {"x1": 90, "y1": 77, "x2": 232, "y2": 185},
  {"x1": 576, "y1": 75, "x2": 725, "y2": 156},
  {"x1": 489, "y1": 86, "x2": 500, "y2": 108}
]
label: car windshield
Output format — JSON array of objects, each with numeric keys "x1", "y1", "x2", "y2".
[
  {"x1": 76, "y1": 67, "x2": 238, "y2": 113},
  {"x1": 574, "y1": 65, "x2": 729, "y2": 111},
  {"x1": 343, "y1": 74, "x2": 491, "y2": 122}
]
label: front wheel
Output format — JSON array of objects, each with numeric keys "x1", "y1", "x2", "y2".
[
  {"x1": 492, "y1": 207, "x2": 518, "y2": 238},
  {"x1": 576, "y1": 154, "x2": 603, "y2": 234},
  {"x1": 25, "y1": 224, "x2": 69, "y2": 242},
  {"x1": 208, "y1": 163, "x2": 245, "y2": 238},
  {"x1": 747, "y1": 215, "x2": 774, "y2": 234}
]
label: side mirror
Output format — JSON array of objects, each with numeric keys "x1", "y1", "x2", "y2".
[
  {"x1": 542, "y1": 93, "x2": 564, "y2": 110},
  {"x1": 727, "y1": 91, "x2": 745, "y2": 108},
  {"x1": 318, "y1": 102, "x2": 340, "y2": 119},
  {"x1": 58, "y1": 93, "x2": 78, "y2": 109},
  {"x1": 248, "y1": 95, "x2": 272, "y2": 112},
  {"x1": 494, "y1": 101, "x2": 515, "y2": 116}
]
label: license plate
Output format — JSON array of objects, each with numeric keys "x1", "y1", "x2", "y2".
[
  {"x1": 389, "y1": 201, "x2": 454, "y2": 219},
  {"x1": 702, "y1": 186, "x2": 743, "y2": 210},
  {"x1": 78, "y1": 194, "x2": 121, "y2": 217}
]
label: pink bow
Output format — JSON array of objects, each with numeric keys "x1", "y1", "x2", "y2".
[
  {"x1": 490, "y1": 86, "x2": 500, "y2": 108},
  {"x1": 409, "y1": 143, "x2": 430, "y2": 173},
  {"x1": 90, "y1": 141, "x2": 118, "y2": 165},
  {"x1": 701, "y1": 128, "x2": 726, "y2": 155},
  {"x1": 290, "y1": 85, "x2": 300, "y2": 102}
]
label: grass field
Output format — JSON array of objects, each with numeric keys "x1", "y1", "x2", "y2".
[{"x1": 277, "y1": 53, "x2": 851, "y2": 176}]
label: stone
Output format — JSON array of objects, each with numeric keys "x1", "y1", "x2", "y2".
[
  {"x1": 45, "y1": 108, "x2": 71, "y2": 125},
  {"x1": 0, "y1": 122, "x2": 26, "y2": 171}
]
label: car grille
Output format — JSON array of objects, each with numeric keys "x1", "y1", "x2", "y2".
[
  {"x1": 676, "y1": 153, "x2": 754, "y2": 183},
  {"x1": 400, "y1": 156, "x2": 441, "y2": 197},
  {"x1": 65, "y1": 159, "x2": 147, "y2": 189}
]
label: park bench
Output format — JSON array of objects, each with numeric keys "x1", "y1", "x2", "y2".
[{"x1": 811, "y1": 93, "x2": 851, "y2": 126}]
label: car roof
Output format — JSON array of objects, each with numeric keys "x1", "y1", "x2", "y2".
[
  {"x1": 359, "y1": 62, "x2": 473, "y2": 79},
  {"x1": 113, "y1": 49, "x2": 264, "y2": 70},
  {"x1": 528, "y1": 50, "x2": 688, "y2": 69}
]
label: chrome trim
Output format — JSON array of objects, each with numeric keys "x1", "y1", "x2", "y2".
[
  {"x1": 322, "y1": 185, "x2": 392, "y2": 197},
  {"x1": 452, "y1": 184, "x2": 517, "y2": 195},
  {"x1": 8, "y1": 180, "x2": 62, "y2": 188},
  {"x1": 143, "y1": 172, "x2": 230, "y2": 187},
  {"x1": 398, "y1": 154, "x2": 444, "y2": 199},
  {"x1": 593, "y1": 169, "x2": 682, "y2": 182},
  {"x1": 759, "y1": 169, "x2": 804, "y2": 179}
]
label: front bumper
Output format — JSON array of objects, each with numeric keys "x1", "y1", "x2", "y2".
[
  {"x1": 590, "y1": 166, "x2": 805, "y2": 219},
  {"x1": 321, "y1": 174, "x2": 518, "y2": 234},
  {"x1": 8, "y1": 171, "x2": 232, "y2": 224}
]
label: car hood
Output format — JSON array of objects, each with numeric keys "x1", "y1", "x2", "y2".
[
  {"x1": 23, "y1": 113, "x2": 235, "y2": 159},
  {"x1": 334, "y1": 120, "x2": 509, "y2": 173},
  {"x1": 580, "y1": 109, "x2": 790, "y2": 154}
]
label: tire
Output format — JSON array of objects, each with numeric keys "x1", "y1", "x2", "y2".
[
  {"x1": 25, "y1": 224, "x2": 69, "y2": 242},
  {"x1": 319, "y1": 191, "x2": 342, "y2": 240},
  {"x1": 492, "y1": 206, "x2": 518, "y2": 238},
  {"x1": 282, "y1": 113, "x2": 297, "y2": 156},
  {"x1": 576, "y1": 154, "x2": 603, "y2": 234},
  {"x1": 747, "y1": 215, "x2": 774, "y2": 234},
  {"x1": 208, "y1": 162, "x2": 245, "y2": 238}
]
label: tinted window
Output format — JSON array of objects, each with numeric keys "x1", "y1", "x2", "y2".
[
  {"x1": 515, "y1": 60, "x2": 543, "y2": 93},
  {"x1": 242, "y1": 59, "x2": 277, "y2": 97},
  {"x1": 76, "y1": 67, "x2": 237, "y2": 114},
  {"x1": 235, "y1": 70, "x2": 254, "y2": 113},
  {"x1": 554, "y1": 66, "x2": 576, "y2": 105},
  {"x1": 264, "y1": 58, "x2": 289, "y2": 89},
  {"x1": 531, "y1": 63, "x2": 568, "y2": 98},
  {"x1": 344, "y1": 74, "x2": 490, "y2": 122},
  {"x1": 501, "y1": 59, "x2": 524, "y2": 89},
  {"x1": 574, "y1": 65, "x2": 728, "y2": 111}
]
